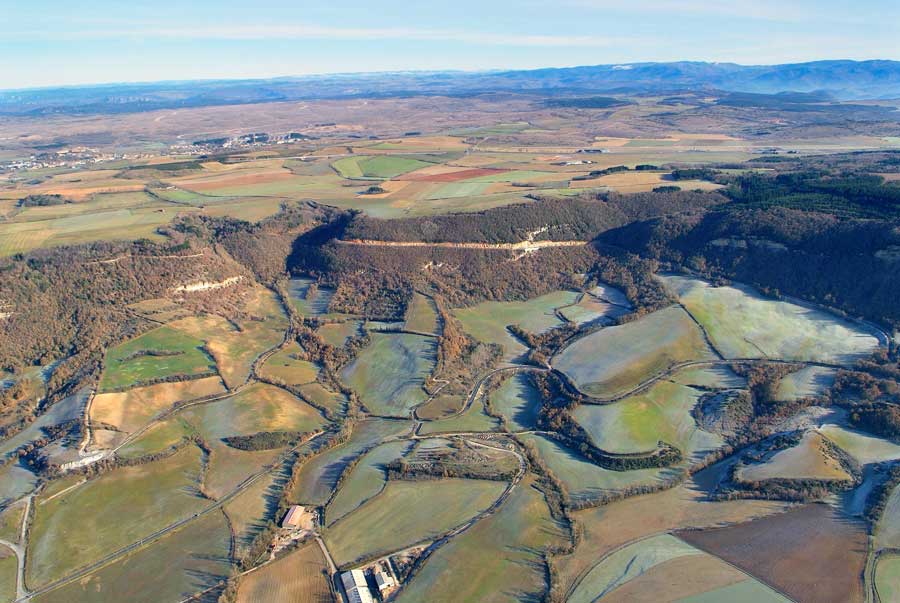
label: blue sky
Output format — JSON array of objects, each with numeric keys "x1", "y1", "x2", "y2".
[{"x1": 2, "y1": 0, "x2": 898, "y2": 89}]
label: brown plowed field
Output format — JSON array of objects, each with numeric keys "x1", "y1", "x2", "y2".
[
  {"x1": 398, "y1": 168, "x2": 509, "y2": 182},
  {"x1": 678, "y1": 503, "x2": 867, "y2": 603}
]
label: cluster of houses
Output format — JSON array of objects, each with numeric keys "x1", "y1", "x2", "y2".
[{"x1": 341, "y1": 564, "x2": 396, "y2": 603}]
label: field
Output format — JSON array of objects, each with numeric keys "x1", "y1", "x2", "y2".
[
  {"x1": 291, "y1": 419, "x2": 411, "y2": 506},
  {"x1": 115, "y1": 415, "x2": 195, "y2": 459},
  {"x1": 875, "y1": 555, "x2": 900, "y2": 603},
  {"x1": 573, "y1": 380, "x2": 723, "y2": 457},
  {"x1": 396, "y1": 476, "x2": 566, "y2": 603},
  {"x1": 453, "y1": 290, "x2": 577, "y2": 362},
  {"x1": 34, "y1": 511, "x2": 232, "y2": 603},
  {"x1": 775, "y1": 366, "x2": 837, "y2": 401},
  {"x1": 0, "y1": 501, "x2": 25, "y2": 543},
  {"x1": 326, "y1": 440, "x2": 413, "y2": 525},
  {"x1": 259, "y1": 342, "x2": 320, "y2": 386},
  {"x1": 415, "y1": 394, "x2": 465, "y2": 420},
  {"x1": 0, "y1": 389, "x2": 89, "y2": 461},
  {"x1": 223, "y1": 469, "x2": 282, "y2": 558},
  {"x1": 98, "y1": 326, "x2": 216, "y2": 391},
  {"x1": 489, "y1": 372, "x2": 543, "y2": 431},
  {"x1": 90, "y1": 376, "x2": 225, "y2": 436},
  {"x1": 819, "y1": 424, "x2": 900, "y2": 464},
  {"x1": 298, "y1": 382, "x2": 349, "y2": 416},
  {"x1": 0, "y1": 546, "x2": 15, "y2": 603},
  {"x1": 324, "y1": 478, "x2": 507, "y2": 567},
  {"x1": 0, "y1": 464, "x2": 39, "y2": 507},
  {"x1": 678, "y1": 503, "x2": 868, "y2": 603},
  {"x1": 877, "y1": 483, "x2": 900, "y2": 549},
  {"x1": 341, "y1": 333, "x2": 436, "y2": 416},
  {"x1": 670, "y1": 365, "x2": 745, "y2": 389},
  {"x1": 316, "y1": 321, "x2": 362, "y2": 347},
  {"x1": 26, "y1": 445, "x2": 208, "y2": 587},
  {"x1": 235, "y1": 543, "x2": 332, "y2": 603},
  {"x1": 736, "y1": 431, "x2": 852, "y2": 483},
  {"x1": 417, "y1": 397, "x2": 500, "y2": 435},
  {"x1": 519, "y1": 434, "x2": 669, "y2": 501},
  {"x1": 404, "y1": 292, "x2": 439, "y2": 334},
  {"x1": 332, "y1": 155, "x2": 434, "y2": 179},
  {"x1": 660, "y1": 275, "x2": 881, "y2": 362},
  {"x1": 555, "y1": 305, "x2": 715, "y2": 399}
]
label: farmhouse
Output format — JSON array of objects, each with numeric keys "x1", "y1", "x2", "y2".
[
  {"x1": 280, "y1": 505, "x2": 314, "y2": 530},
  {"x1": 341, "y1": 569, "x2": 375, "y2": 603}
]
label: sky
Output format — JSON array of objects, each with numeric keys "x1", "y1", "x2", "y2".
[{"x1": 2, "y1": 0, "x2": 898, "y2": 89}]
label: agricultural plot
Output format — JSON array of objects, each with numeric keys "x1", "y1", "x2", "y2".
[
  {"x1": 775, "y1": 366, "x2": 837, "y2": 401},
  {"x1": 99, "y1": 325, "x2": 216, "y2": 391},
  {"x1": 291, "y1": 419, "x2": 411, "y2": 506},
  {"x1": 324, "y1": 478, "x2": 507, "y2": 567},
  {"x1": 601, "y1": 554, "x2": 789, "y2": 603},
  {"x1": 298, "y1": 382, "x2": 349, "y2": 417},
  {"x1": 287, "y1": 278, "x2": 337, "y2": 317},
  {"x1": 0, "y1": 546, "x2": 14, "y2": 603},
  {"x1": 557, "y1": 293, "x2": 629, "y2": 325},
  {"x1": 404, "y1": 292, "x2": 440, "y2": 334},
  {"x1": 556, "y1": 479, "x2": 791, "y2": 597},
  {"x1": 333, "y1": 155, "x2": 434, "y2": 179},
  {"x1": 0, "y1": 388, "x2": 89, "y2": 460},
  {"x1": 34, "y1": 511, "x2": 232, "y2": 603},
  {"x1": 170, "y1": 288, "x2": 287, "y2": 388},
  {"x1": 90, "y1": 376, "x2": 225, "y2": 436},
  {"x1": 396, "y1": 475, "x2": 566, "y2": 603},
  {"x1": 115, "y1": 416, "x2": 195, "y2": 459},
  {"x1": 679, "y1": 503, "x2": 868, "y2": 603},
  {"x1": 489, "y1": 372, "x2": 543, "y2": 431},
  {"x1": 875, "y1": 555, "x2": 900, "y2": 603},
  {"x1": 224, "y1": 468, "x2": 285, "y2": 558},
  {"x1": 415, "y1": 394, "x2": 465, "y2": 420},
  {"x1": 819, "y1": 424, "x2": 900, "y2": 464},
  {"x1": 342, "y1": 333, "x2": 436, "y2": 416},
  {"x1": 0, "y1": 501, "x2": 25, "y2": 542},
  {"x1": 326, "y1": 440, "x2": 413, "y2": 525},
  {"x1": 180, "y1": 382, "x2": 325, "y2": 497},
  {"x1": 519, "y1": 434, "x2": 669, "y2": 501},
  {"x1": 260, "y1": 342, "x2": 320, "y2": 386},
  {"x1": 573, "y1": 380, "x2": 723, "y2": 457},
  {"x1": 316, "y1": 320, "x2": 362, "y2": 347},
  {"x1": 877, "y1": 483, "x2": 900, "y2": 549},
  {"x1": 235, "y1": 542, "x2": 332, "y2": 603},
  {"x1": 0, "y1": 463, "x2": 39, "y2": 507},
  {"x1": 670, "y1": 365, "x2": 746, "y2": 389},
  {"x1": 660, "y1": 275, "x2": 881, "y2": 362},
  {"x1": 26, "y1": 445, "x2": 208, "y2": 587},
  {"x1": 736, "y1": 431, "x2": 852, "y2": 483},
  {"x1": 418, "y1": 397, "x2": 500, "y2": 435},
  {"x1": 453, "y1": 290, "x2": 577, "y2": 362},
  {"x1": 555, "y1": 306, "x2": 715, "y2": 399}
]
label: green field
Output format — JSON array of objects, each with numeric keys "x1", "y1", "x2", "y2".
[
  {"x1": 115, "y1": 416, "x2": 195, "y2": 459},
  {"x1": 324, "y1": 478, "x2": 506, "y2": 567},
  {"x1": 404, "y1": 292, "x2": 440, "y2": 334},
  {"x1": 26, "y1": 446, "x2": 208, "y2": 587},
  {"x1": 519, "y1": 434, "x2": 669, "y2": 502},
  {"x1": 555, "y1": 305, "x2": 715, "y2": 399},
  {"x1": 660, "y1": 275, "x2": 881, "y2": 363},
  {"x1": 291, "y1": 419, "x2": 411, "y2": 506},
  {"x1": 260, "y1": 342, "x2": 319, "y2": 386},
  {"x1": 418, "y1": 397, "x2": 500, "y2": 435},
  {"x1": 454, "y1": 290, "x2": 577, "y2": 362},
  {"x1": 34, "y1": 511, "x2": 232, "y2": 603},
  {"x1": 99, "y1": 326, "x2": 216, "y2": 391},
  {"x1": 0, "y1": 546, "x2": 15, "y2": 603},
  {"x1": 326, "y1": 440, "x2": 413, "y2": 525},
  {"x1": 819, "y1": 424, "x2": 900, "y2": 465},
  {"x1": 489, "y1": 372, "x2": 543, "y2": 431},
  {"x1": 424, "y1": 182, "x2": 492, "y2": 199},
  {"x1": 316, "y1": 320, "x2": 362, "y2": 347},
  {"x1": 396, "y1": 475, "x2": 566, "y2": 603},
  {"x1": 0, "y1": 501, "x2": 25, "y2": 543},
  {"x1": 332, "y1": 155, "x2": 434, "y2": 179},
  {"x1": 342, "y1": 333, "x2": 436, "y2": 416},
  {"x1": 572, "y1": 380, "x2": 723, "y2": 457},
  {"x1": 875, "y1": 555, "x2": 900, "y2": 603}
]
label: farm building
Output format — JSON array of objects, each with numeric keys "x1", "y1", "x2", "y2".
[
  {"x1": 341, "y1": 569, "x2": 375, "y2": 603},
  {"x1": 375, "y1": 569, "x2": 395, "y2": 592},
  {"x1": 280, "y1": 505, "x2": 314, "y2": 530}
]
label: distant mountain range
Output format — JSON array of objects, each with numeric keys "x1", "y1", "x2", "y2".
[{"x1": 2, "y1": 60, "x2": 899, "y2": 116}]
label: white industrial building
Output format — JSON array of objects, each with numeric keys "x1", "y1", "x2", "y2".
[{"x1": 341, "y1": 569, "x2": 375, "y2": 603}]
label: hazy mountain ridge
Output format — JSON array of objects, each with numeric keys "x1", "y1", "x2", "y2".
[{"x1": 1, "y1": 60, "x2": 899, "y2": 116}]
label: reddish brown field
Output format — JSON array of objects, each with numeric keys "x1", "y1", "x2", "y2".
[
  {"x1": 678, "y1": 503, "x2": 867, "y2": 603},
  {"x1": 398, "y1": 168, "x2": 509, "y2": 182}
]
